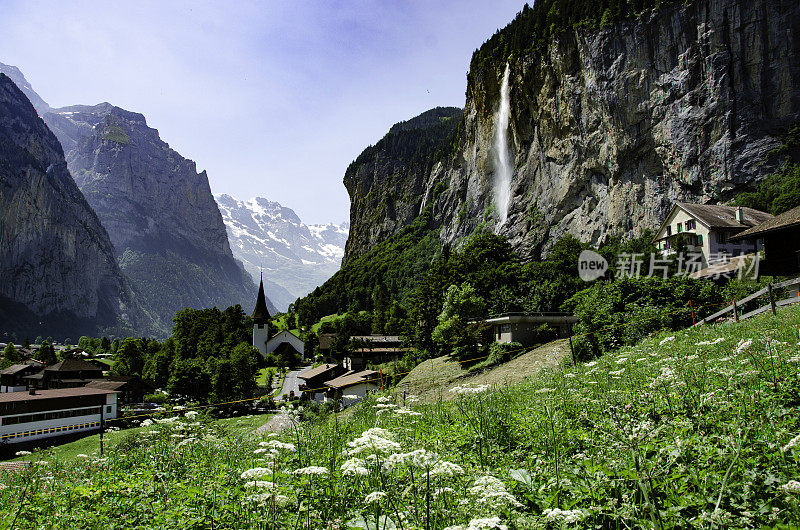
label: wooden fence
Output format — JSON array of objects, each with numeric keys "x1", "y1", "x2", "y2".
[{"x1": 694, "y1": 277, "x2": 800, "y2": 326}]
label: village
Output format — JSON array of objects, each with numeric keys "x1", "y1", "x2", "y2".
[{"x1": 2, "y1": 201, "x2": 798, "y2": 455}]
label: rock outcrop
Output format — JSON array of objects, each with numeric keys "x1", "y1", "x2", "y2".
[
  {"x1": 216, "y1": 194, "x2": 348, "y2": 311},
  {"x1": 39, "y1": 103, "x2": 265, "y2": 329},
  {"x1": 0, "y1": 74, "x2": 152, "y2": 338},
  {"x1": 344, "y1": 0, "x2": 800, "y2": 261}
]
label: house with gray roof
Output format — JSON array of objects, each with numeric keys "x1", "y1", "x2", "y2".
[{"x1": 652, "y1": 203, "x2": 773, "y2": 268}]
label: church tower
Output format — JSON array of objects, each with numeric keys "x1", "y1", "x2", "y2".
[{"x1": 252, "y1": 272, "x2": 271, "y2": 357}]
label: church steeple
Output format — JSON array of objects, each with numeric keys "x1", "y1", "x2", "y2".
[{"x1": 252, "y1": 272, "x2": 271, "y2": 324}]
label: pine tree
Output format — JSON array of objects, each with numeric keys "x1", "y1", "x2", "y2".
[{"x1": 3, "y1": 342, "x2": 21, "y2": 363}]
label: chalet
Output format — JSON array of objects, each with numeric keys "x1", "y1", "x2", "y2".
[
  {"x1": 24, "y1": 359, "x2": 104, "y2": 390},
  {"x1": 266, "y1": 330, "x2": 305, "y2": 361},
  {"x1": 652, "y1": 203, "x2": 773, "y2": 268},
  {"x1": 0, "y1": 364, "x2": 39, "y2": 393},
  {"x1": 324, "y1": 370, "x2": 380, "y2": 404},
  {"x1": 85, "y1": 376, "x2": 155, "y2": 405},
  {"x1": 321, "y1": 335, "x2": 407, "y2": 368},
  {"x1": 730, "y1": 204, "x2": 800, "y2": 276},
  {"x1": 298, "y1": 364, "x2": 346, "y2": 402},
  {"x1": 0, "y1": 387, "x2": 118, "y2": 446}
]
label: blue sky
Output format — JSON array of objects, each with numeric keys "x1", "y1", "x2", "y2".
[{"x1": 0, "y1": 1, "x2": 524, "y2": 224}]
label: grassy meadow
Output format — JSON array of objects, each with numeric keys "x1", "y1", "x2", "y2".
[{"x1": 1, "y1": 309, "x2": 799, "y2": 528}]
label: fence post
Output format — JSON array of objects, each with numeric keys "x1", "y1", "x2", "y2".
[
  {"x1": 568, "y1": 334, "x2": 576, "y2": 366},
  {"x1": 768, "y1": 283, "x2": 777, "y2": 315},
  {"x1": 732, "y1": 299, "x2": 739, "y2": 322},
  {"x1": 689, "y1": 300, "x2": 695, "y2": 325}
]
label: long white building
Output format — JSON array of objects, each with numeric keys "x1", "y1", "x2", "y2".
[{"x1": 0, "y1": 387, "x2": 118, "y2": 445}]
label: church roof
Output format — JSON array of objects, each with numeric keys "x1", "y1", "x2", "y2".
[{"x1": 252, "y1": 273, "x2": 271, "y2": 324}]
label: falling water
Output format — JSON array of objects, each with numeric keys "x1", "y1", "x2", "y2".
[{"x1": 493, "y1": 63, "x2": 512, "y2": 232}]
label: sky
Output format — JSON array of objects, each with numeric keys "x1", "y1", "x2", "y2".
[{"x1": 0, "y1": 0, "x2": 524, "y2": 225}]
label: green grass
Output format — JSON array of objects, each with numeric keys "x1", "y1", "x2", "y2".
[
  {"x1": 256, "y1": 367, "x2": 274, "y2": 388},
  {"x1": 2, "y1": 308, "x2": 799, "y2": 528},
  {"x1": 310, "y1": 313, "x2": 340, "y2": 333}
]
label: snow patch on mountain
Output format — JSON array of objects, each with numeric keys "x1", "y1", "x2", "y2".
[{"x1": 215, "y1": 194, "x2": 348, "y2": 311}]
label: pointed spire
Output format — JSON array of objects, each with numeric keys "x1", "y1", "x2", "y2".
[{"x1": 252, "y1": 271, "x2": 271, "y2": 324}]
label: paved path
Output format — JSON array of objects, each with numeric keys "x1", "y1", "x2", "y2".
[{"x1": 275, "y1": 365, "x2": 313, "y2": 400}]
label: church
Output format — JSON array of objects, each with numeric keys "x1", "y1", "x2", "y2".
[{"x1": 252, "y1": 274, "x2": 305, "y2": 361}]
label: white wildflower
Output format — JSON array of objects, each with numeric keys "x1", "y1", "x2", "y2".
[
  {"x1": 608, "y1": 368, "x2": 625, "y2": 377},
  {"x1": 375, "y1": 403, "x2": 398, "y2": 409},
  {"x1": 347, "y1": 429, "x2": 400, "y2": 455},
  {"x1": 342, "y1": 394, "x2": 359, "y2": 400},
  {"x1": 0, "y1": 484, "x2": 6, "y2": 491},
  {"x1": 430, "y1": 461, "x2": 464, "y2": 476},
  {"x1": 141, "y1": 419, "x2": 153, "y2": 427},
  {"x1": 696, "y1": 337, "x2": 725, "y2": 346},
  {"x1": 468, "y1": 476, "x2": 522, "y2": 508},
  {"x1": 564, "y1": 373, "x2": 576, "y2": 378},
  {"x1": 783, "y1": 434, "x2": 800, "y2": 452},
  {"x1": 259, "y1": 440, "x2": 296, "y2": 452},
  {"x1": 376, "y1": 396, "x2": 392, "y2": 403},
  {"x1": 364, "y1": 491, "x2": 387, "y2": 505},
  {"x1": 247, "y1": 492, "x2": 289, "y2": 506},
  {"x1": 434, "y1": 487, "x2": 454, "y2": 497},
  {"x1": 450, "y1": 383, "x2": 490, "y2": 395},
  {"x1": 585, "y1": 361, "x2": 598, "y2": 367},
  {"x1": 466, "y1": 517, "x2": 507, "y2": 530},
  {"x1": 293, "y1": 466, "x2": 328, "y2": 475},
  {"x1": 341, "y1": 457, "x2": 369, "y2": 476},
  {"x1": 15, "y1": 451, "x2": 31, "y2": 456},
  {"x1": 76, "y1": 454, "x2": 88, "y2": 458},
  {"x1": 659, "y1": 336, "x2": 675, "y2": 345},
  {"x1": 542, "y1": 508, "x2": 585, "y2": 524},
  {"x1": 185, "y1": 410, "x2": 198, "y2": 420},
  {"x1": 241, "y1": 468, "x2": 272, "y2": 480},
  {"x1": 535, "y1": 388, "x2": 554, "y2": 394},
  {"x1": 616, "y1": 357, "x2": 628, "y2": 364},
  {"x1": 254, "y1": 448, "x2": 268, "y2": 455},
  {"x1": 735, "y1": 338, "x2": 753, "y2": 355},
  {"x1": 649, "y1": 366, "x2": 676, "y2": 389},
  {"x1": 393, "y1": 408, "x2": 422, "y2": 416},
  {"x1": 245, "y1": 480, "x2": 275, "y2": 489},
  {"x1": 781, "y1": 480, "x2": 800, "y2": 493}
]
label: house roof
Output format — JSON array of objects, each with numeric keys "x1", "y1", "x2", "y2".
[
  {"x1": 654, "y1": 203, "x2": 773, "y2": 240},
  {"x1": 298, "y1": 363, "x2": 339, "y2": 381},
  {"x1": 45, "y1": 358, "x2": 103, "y2": 372},
  {"x1": 324, "y1": 370, "x2": 380, "y2": 390},
  {"x1": 85, "y1": 380, "x2": 129, "y2": 391},
  {"x1": 730, "y1": 205, "x2": 800, "y2": 240},
  {"x1": 0, "y1": 387, "x2": 118, "y2": 403},
  {"x1": 1, "y1": 364, "x2": 32, "y2": 375}
]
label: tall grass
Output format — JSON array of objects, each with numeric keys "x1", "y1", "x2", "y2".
[{"x1": 1, "y1": 309, "x2": 799, "y2": 528}]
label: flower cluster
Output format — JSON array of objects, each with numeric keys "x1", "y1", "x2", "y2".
[{"x1": 467, "y1": 476, "x2": 522, "y2": 509}]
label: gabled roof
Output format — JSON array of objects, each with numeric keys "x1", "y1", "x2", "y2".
[
  {"x1": 298, "y1": 363, "x2": 339, "y2": 381},
  {"x1": 44, "y1": 358, "x2": 104, "y2": 372},
  {"x1": 1, "y1": 364, "x2": 32, "y2": 375},
  {"x1": 654, "y1": 203, "x2": 773, "y2": 240},
  {"x1": 324, "y1": 370, "x2": 380, "y2": 390},
  {"x1": 269, "y1": 329, "x2": 302, "y2": 341},
  {"x1": 730, "y1": 205, "x2": 800, "y2": 240},
  {"x1": 676, "y1": 203, "x2": 772, "y2": 229}
]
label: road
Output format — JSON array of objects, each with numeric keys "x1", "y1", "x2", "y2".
[{"x1": 276, "y1": 365, "x2": 313, "y2": 400}]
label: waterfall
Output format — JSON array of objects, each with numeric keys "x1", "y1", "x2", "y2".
[{"x1": 493, "y1": 63, "x2": 512, "y2": 232}]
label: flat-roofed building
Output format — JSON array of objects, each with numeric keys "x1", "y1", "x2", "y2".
[{"x1": 0, "y1": 387, "x2": 118, "y2": 446}]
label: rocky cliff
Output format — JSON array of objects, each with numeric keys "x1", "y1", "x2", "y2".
[
  {"x1": 37, "y1": 103, "x2": 266, "y2": 329},
  {"x1": 344, "y1": 0, "x2": 800, "y2": 261},
  {"x1": 0, "y1": 74, "x2": 152, "y2": 339},
  {"x1": 216, "y1": 194, "x2": 348, "y2": 311}
]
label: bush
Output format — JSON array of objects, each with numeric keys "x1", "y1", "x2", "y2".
[{"x1": 144, "y1": 393, "x2": 168, "y2": 405}]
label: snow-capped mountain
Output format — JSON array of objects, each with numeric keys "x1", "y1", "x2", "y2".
[{"x1": 215, "y1": 194, "x2": 348, "y2": 312}]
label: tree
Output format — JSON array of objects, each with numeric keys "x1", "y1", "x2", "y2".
[
  {"x1": 111, "y1": 338, "x2": 145, "y2": 377},
  {"x1": 168, "y1": 358, "x2": 211, "y2": 401},
  {"x1": 431, "y1": 283, "x2": 487, "y2": 359},
  {"x1": 100, "y1": 336, "x2": 111, "y2": 353},
  {"x1": 3, "y1": 342, "x2": 21, "y2": 363},
  {"x1": 230, "y1": 342, "x2": 259, "y2": 398},
  {"x1": 38, "y1": 341, "x2": 57, "y2": 366},
  {"x1": 143, "y1": 340, "x2": 175, "y2": 388}
]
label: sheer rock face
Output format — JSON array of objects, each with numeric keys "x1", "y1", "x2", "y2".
[
  {"x1": 347, "y1": 0, "x2": 800, "y2": 261},
  {"x1": 40, "y1": 104, "x2": 258, "y2": 330},
  {"x1": 0, "y1": 74, "x2": 140, "y2": 327}
]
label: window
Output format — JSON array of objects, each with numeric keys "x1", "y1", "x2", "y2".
[
  {"x1": 500, "y1": 324, "x2": 511, "y2": 333},
  {"x1": 717, "y1": 232, "x2": 728, "y2": 244},
  {"x1": 666, "y1": 225, "x2": 672, "y2": 236},
  {"x1": 686, "y1": 219, "x2": 696, "y2": 230},
  {"x1": 697, "y1": 235, "x2": 703, "y2": 245},
  {"x1": 106, "y1": 406, "x2": 112, "y2": 414},
  {"x1": 677, "y1": 223, "x2": 683, "y2": 233}
]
